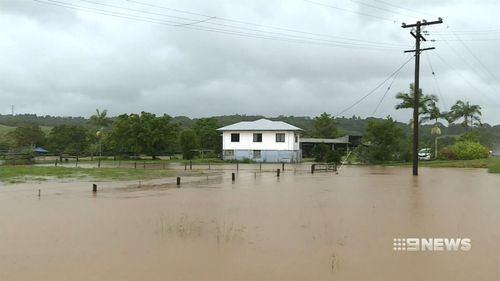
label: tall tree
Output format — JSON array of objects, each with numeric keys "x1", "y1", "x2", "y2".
[
  {"x1": 106, "y1": 112, "x2": 179, "y2": 158},
  {"x1": 89, "y1": 109, "x2": 111, "y2": 129},
  {"x1": 48, "y1": 125, "x2": 89, "y2": 155},
  {"x1": 395, "y1": 83, "x2": 439, "y2": 116},
  {"x1": 359, "y1": 118, "x2": 407, "y2": 163},
  {"x1": 449, "y1": 100, "x2": 482, "y2": 131},
  {"x1": 192, "y1": 118, "x2": 222, "y2": 154},
  {"x1": 7, "y1": 125, "x2": 46, "y2": 148},
  {"x1": 179, "y1": 129, "x2": 198, "y2": 160},
  {"x1": 420, "y1": 102, "x2": 447, "y2": 125},
  {"x1": 312, "y1": 112, "x2": 339, "y2": 139}
]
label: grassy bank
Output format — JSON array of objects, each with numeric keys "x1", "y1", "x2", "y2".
[
  {"x1": 0, "y1": 166, "x2": 202, "y2": 184},
  {"x1": 384, "y1": 157, "x2": 500, "y2": 172}
]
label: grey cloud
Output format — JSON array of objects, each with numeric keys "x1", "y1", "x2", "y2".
[{"x1": 1, "y1": 0, "x2": 499, "y2": 124}]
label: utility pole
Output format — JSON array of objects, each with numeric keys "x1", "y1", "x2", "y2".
[{"x1": 402, "y1": 18, "x2": 443, "y2": 176}]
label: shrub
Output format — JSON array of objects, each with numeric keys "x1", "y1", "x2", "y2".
[
  {"x1": 453, "y1": 141, "x2": 489, "y2": 160},
  {"x1": 438, "y1": 146, "x2": 457, "y2": 160}
]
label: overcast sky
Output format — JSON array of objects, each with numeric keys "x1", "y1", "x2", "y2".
[{"x1": 1, "y1": 0, "x2": 500, "y2": 124}]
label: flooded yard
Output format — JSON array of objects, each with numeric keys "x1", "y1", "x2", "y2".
[{"x1": 0, "y1": 166, "x2": 499, "y2": 280}]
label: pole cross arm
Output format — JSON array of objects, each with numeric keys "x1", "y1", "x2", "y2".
[
  {"x1": 402, "y1": 18, "x2": 443, "y2": 28},
  {"x1": 404, "y1": 47, "x2": 436, "y2": 53}
]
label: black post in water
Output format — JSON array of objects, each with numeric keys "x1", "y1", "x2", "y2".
[
  {"x1": 237, "y1": 163, "x2": 239, "y2": 171},
  {"x1": 134, "y1": 161, "x2": 137, "y2": 169},
  {"x1": 259, "y1": 163, "x2": 262, "y2": 171},
  {"x1": 176, "y1": 177, "x2": 181, "y2": 187},
  {"x1": 184, "y1": 163, "x2": 187, "y2": 170},
  {"x1": 143, "y1": 160, "x2": 146, "y2": 169},
  {"x1": 232, "y1": 173, "x2": 235, "y2": 182},
  {"x1": 311, "y1": 164, "x2": 315, "y2": 174},
  {"x1": 189, "y1": 161, "x2": 192, "y2": 170},
  {"x1": 98, "y1": 158, "x2": 101, "y2": 168},
  {"x1": 277, "y1": 169, "x2": 280, "y2": 177},
  {"x1": 282, "y1": 162, "x2": 285, "y2": 171},
  {"x1": 38, "y1": 189, "x2": 41, "y2": 198},
  {"x1": 92, "y1": 184, "x2": 97, "y2": 193}
]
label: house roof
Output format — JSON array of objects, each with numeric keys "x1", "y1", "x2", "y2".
[
  {"x1": 300, "y1": 135, "x2": 350, "y2": 144},
  {"x1": 217, "y1": 119, "x2": 303, "y2": 131}
]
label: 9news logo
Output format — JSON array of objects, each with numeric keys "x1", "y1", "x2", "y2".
[{"x1": 393, "y1": 238, "x2": 471, "y2": 252}]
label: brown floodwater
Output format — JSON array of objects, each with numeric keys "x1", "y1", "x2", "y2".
[{"x1": 1, "y1": 166, "x2": 499, "y2": 281}]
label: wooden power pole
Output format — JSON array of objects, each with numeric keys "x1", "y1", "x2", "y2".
[{"x1": 402, "y1": 18, "x2": 443, "y2": 176}]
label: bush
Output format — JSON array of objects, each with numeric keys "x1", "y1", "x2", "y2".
[
  {"x1": 453, "y1": 141, "x2": 489, "y2": 160},
  {"x1": 438, "y1": 146, "x2": 458, "y2": 160}
]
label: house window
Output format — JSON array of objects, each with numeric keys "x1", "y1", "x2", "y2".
[
  {"x1": 294, "y1": 134, "x2": 298, "y2": 143},
  {"x1": 276, "y1": 133, "x2": 285, "y2": 142},
  {"x1": 253, "y1": 133, "x2": 262, "y2": 142},
  {"x1": 223, "y1": 150, "x2": 234, "y2": 156},
  {"x1": 253, "y1": 150, "x2": 261, "y2": 159},
  {"x1": 231, "y1": 133, "x2": 240, "y2": 142}
]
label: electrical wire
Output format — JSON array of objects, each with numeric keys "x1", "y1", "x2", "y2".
[
  {"x1": 371, "y1": 61, "x2": 404, "y2": 116},
  {"x1": 304, "y1": 0, "x2": 399, "y2": 23},
  {"x1": 433, "y1": 50, "x2": 500, "y2": 108},
  {"x1": 424, "y1": 52, "x2": 447, "y2": 109},
  {"x1": 128, "y1": 0, "x2": 405, "y2": 47},
  {"x1": 371, "y1": 0, "x2": 438, "y2": 18},
  {"x1": 34, "y1": 0, "x2": 405, "y2": 51},
  {"x1": 335, "y1": 55, "x2": 413, "y2": 117},
  {"x1": 350, "y1": 0, "x2": 420, "y2": 21},
  {"x1": 77, "y1": 0, "x2": 403, "y2": 49}
]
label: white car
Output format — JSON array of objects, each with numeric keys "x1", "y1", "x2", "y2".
[{"x1": 418, "y1": 148, "x2": 432, "y2": 160}]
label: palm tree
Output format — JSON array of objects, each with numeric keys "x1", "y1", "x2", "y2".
[
  {"x1": 395, "y1": 84, "x2": 439, "y2": 116},
  {"x1": 89, "y1": 109, "x2": 111, "y2": 129},
  {"x1": 421, "y1": 102, "x2": 447, "y2": 125},
  {"x1": 449, "y1": 100, "x2": 482, "y2": 131}
]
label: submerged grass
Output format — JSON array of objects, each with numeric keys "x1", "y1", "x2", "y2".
[
  {"x1": 385, "y1": 157, "x2": 500, "y2": 172},
  {"x1": 0, "y1": 166, "x2": 200, "y2": 184}
]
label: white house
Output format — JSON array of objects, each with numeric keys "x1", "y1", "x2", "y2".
[{"x1": 217, "y1": 119, "x2": 303, "y2": 163}]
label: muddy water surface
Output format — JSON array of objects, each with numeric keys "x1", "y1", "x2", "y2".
[{"x1": 1, "y1": 166, "x2": 499, "y2": 281}]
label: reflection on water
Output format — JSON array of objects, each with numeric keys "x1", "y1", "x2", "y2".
[{"x1": 0, "y1": 166, "x2": 499, "y2": 281}]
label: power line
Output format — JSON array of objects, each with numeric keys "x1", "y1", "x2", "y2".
[
  {"x1": 424, "y1": 52, "x2": 447, "y2": 109},
  {"x1": 304, "y1": 0, "x2": 399, "y2": 23},
  {"x1": 431, "y1": 26, "x2": 500, "y2": 105},
  {"x1": 371, "y1": 0, "x2": 439, "y2": 19},
  {"x1": 78, "y1": 0, "x2": 403, "y2": 48},
  {"x1": 370, "y1": 67, "x2": 400, "y2": 116},
  {"x1": 334, "y1": 55, "x2": 413, "y2": 117},
  {"x1": 448, "y1": 28, "x2": 499, "y2": 83},
  {"x1": 433, "y1": 50, "x2": 500, "y2": 108},
  {"x1": 34, "y1": 0, "x2": 404, "y2": 50},
  {"x1": 350, "y1": 0, "x2": 420, "y2": 21},
  {"x1": 128, "y1": 0, "x2": 405, "y2": 47},
  {"x1": 432, "y1": 38, "x2": 500, "y2": 42}
]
